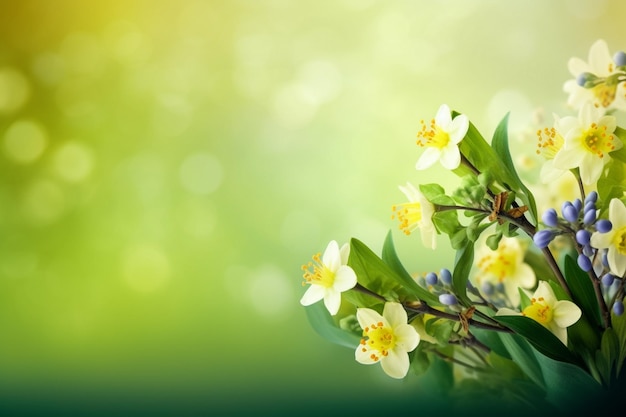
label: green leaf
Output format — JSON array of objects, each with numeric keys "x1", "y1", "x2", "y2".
[
  {"x1": 563, "y1": 255, "x2": 602, "y2": 327},
  {"x1": 490, "y1": 112, "x2": 538, "y2": 224},
  {"x1": 613, "y1": 311, "x2": 626, "y2": 375},
  {"x1": 304, "y1": 302, "x2": 361, "y2": 349},
  {"x1": 497, "y1": 332, "x2": 546, "y2": 390},
  {"x1": 600, "y1": 328, "x2": 620, "y2": 384},
  {"x1": 494, "y1": 315, "x2": 579, "y2": 365},
  {"x1": 451, "y1": 242, "x2": 474, "y2": 306},
  {"x1": 533, "y1": 348, "x2": 603, "y2": 409},
  {"x1": 349, "y1": 237, "x2": 439, "y2": 305}
]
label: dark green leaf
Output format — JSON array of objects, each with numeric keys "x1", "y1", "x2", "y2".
[
  {"x1": 600, "y1": 328, "x2": 620, "y2": 384},
  {"x1": 497, "y1": 332, "x2": 545, "y2": 390},
  {"x1": 451, "y1": 242, "x2": 474, "y2": 306},
  {"x1": 533, "y1": 348, "x2": 603, "y2": 408},
  {"x1": 304, "y1": 302, "x2": 361, "y2": 349},
  {"x1": 491, "y1": 112, "x2": 538, "y2": 224},
  {"x1": 563, "y1": 254, "x2": 602, "y2": 327},
  {"x1": 613, "y1": 311, "x2": 626, "y2": 375},
  {"x1": 495, "y1": 315, "x2": 579, "y2": 365}
]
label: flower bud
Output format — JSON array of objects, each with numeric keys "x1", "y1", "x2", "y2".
[
  {"x1": 533, "y1": 229, "x2": 555, "y2": 248},
  {"x1": 583, "y1": 209, "x2": 596, "y2": 225},
  {"x1": 584, "y1": 191, "x2": 598, "y2": 204},
  {"x1": 576, "y1": 72, "x2": 600, "y2": 88},
  {"x1": 577, "y1": 253, "x2": 592, "y2": 272},
  {"x1": 425, "y1": 272, "x2": 438, "y2": 286},
  {"x1": 576, "y1": 229, "x2": 591, "y2": 246},
  {"x1": 614, "y1": 300, "x2": 624, "y2": 316},
  {"x1": 614, "y1": 51, "x2": 626, "y2": 67},
  {"x1": 439, "y1": 268, "x2": 452, "y2": 285},
  {"x1": 439, "y1": 293, "x2": 458, "y2": 306},
  {"x1": 562, "y1": 204, "x2": 579, "y2": 223},
  {"x1": 596, "y1": 219, "x2": 612, "y2": 233},
  {"x1": 542, "y1": 208, "x2": 558, "y2": 227},
  {"x1": 481, "y1": 281, "x2": 494, "y2": 296},
  {"x1": 602, "y1": 273, "x2": 615, "y2": 287}
]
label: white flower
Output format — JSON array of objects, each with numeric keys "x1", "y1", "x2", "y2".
[
  {"x1": 563, "y1": 39, "x2": 626, "y2": 112},
  {"x1": 552, "y1": 102, "x2": 621, "y2": 185},
  {"x1": 496, "y1": 281, "x2": 582, "y2": 345},
  {"x1": 472, "y1": 236, "x2": 536, "y2": 307},
  {"x1": 355, "y1": 302, "x2": 420, "y2": 379},
  {"x1": 590, "y1": 198, "x2": 626, "y2": 277},
  {"x1": 415, "y1": 104, "x2": 469, "y2": 170},
  {"x1": 535, "y1": 114, "x2": 567, "y2": 183},
  {"x1": 391, "y1": 182, "x2": 437, "y2": 249},
  {"x1": 300, "y1": 240, "x2": 357, "y2": 315}
]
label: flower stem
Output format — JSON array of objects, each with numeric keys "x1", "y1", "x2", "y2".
[{"x1": 404, "y1": 302, "x2": 513, "y2": 333}]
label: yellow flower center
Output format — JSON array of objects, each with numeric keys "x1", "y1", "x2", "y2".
[
  {"x1": 301, "y1": 253, "x2": 335, "y2": 288},
  {"x1": 611, "y1": 225, "x2": 626, "y2": 256},
  {"x1": 580, "y1": 122, "x2": 616, "y2": 158},
  {"x1": 359, "y1": 321, "x2": 396, "y2": 361},
  {"x1": 522, "y1": 297, "x2": 553, "y2": 325},
  {"x1": 591, "y1": 83, "x2": 617, "y2": 108},
  {"x1": 536, "y1": 127, "x2": 564, "y2": 159},
  {"x1": 391, "y1": 202, "x2": 422, "y2": 235},
  {"x1": 476, "y1": 245, "x2": 517, "y2": 281},
  {"x1": 416, "y1": 119, "x2": 450, "y2": 150}
]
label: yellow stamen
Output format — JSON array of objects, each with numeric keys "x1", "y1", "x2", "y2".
[
  {"x1": 301, "y1": 253, "x2": 335, "y2": 288},
  {"x1": 416, "y1": 118, "x2": 450, "y2": 150}
]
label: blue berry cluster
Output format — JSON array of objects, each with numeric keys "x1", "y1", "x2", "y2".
[
  {"x1": 534, "y1": 191, "x2": 624, "y2": 316},
  {"x1": 417, "y1": 268, "x2": 460, "y2": 309},
  {"x1": 534, "y1": 192, "x2": 609, "y2": 271}
]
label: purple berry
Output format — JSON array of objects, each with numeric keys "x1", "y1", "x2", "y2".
[
  {"x1": 439, "y1": 293, "x2": 458, "y2": 306},
  {"x1": 542, "y1": 208, "x2": 558, "y2": 227},
  {"x1": 577, "y1": 253, "x2": 592, "y2": 272},
  {"x1": 425, "y1": 272, "x2": 438, "y2": 286},
  {"x1": 614, "y1": 51, "x2": 626, "y2": 67},
  {"x1": 585, "y1": 191, "x2": 598, "y2": 203},
  {"x1": 481, "y1": 282, "x2": 494, "y2": 295},
  {"x1": 613, "y1": 300, "x2": 624, "y2": 316},
  {"x1": 573, "y1": 198, "x2": 582, "y2": 212},
  {"x1": 596, "y1": 219, "x2": 612, "y2": 233},
  {"x1": 563, "y1": 205, "x2": 579, "y2": 223},
  {"x1": 583, "y1": 209, "x2": 596, "y2": 225},
  {"x1": 602, "y1": 273, "x2": 615, "y2": 287},
  {"x1": 534, "y1": 229, "x2": 555, "y2": 248},
  {"x1": 439, "y1": 268, "x2": 452, "y2": 285},
  {"x1": 576, "y1": 229, "x2": 591, "y2": 245}
]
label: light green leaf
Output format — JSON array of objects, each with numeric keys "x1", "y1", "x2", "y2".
[
  {"x1": 497, "y1": 332, "x2": 546, "y2": 390},
  {"x1": 304, "y1": 302, "x2": 361, "y2": 349},
  {"x1": 451, "y1": 242, "x2": 474, "y2": 306},
  {"x1": 349, "y1": 237, "x2": 439, "y2": 305}
]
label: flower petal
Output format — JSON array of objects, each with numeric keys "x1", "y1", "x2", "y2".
[
  {"x1": 323, "y1": 289, "x2": 341, "y2": 316},
  {"x1": 549, "y1": 322, "x2": 568, "y2": 346},
  {"x1": 383, "y1": 302, "x2": 408, "y2": 328},
  {"x1": 339, "y1": 242, "x2": 350, "y2": 265},
  {"x1": 495, "y1": 307, "x2": 522, "y2": 316},
  {"x1": 532, "y1": 281, "x2": 556, "y2": 305},
  {"x1": 609, "y1": 248, "x2": 626, "y2": 277},
  {"x1": 299, "y1": 285, "x2": 325, "y2": 306},
  {"x1": 439, "y1": 146, "x2": 461, "y2": 170},
  {"x1": 590, "y1": 229, "x2": 612, "y2": 249},
  {"x1": 322, "y1": 240, "x2": 341, "y2": 272},
  {"x1": 356, "y1": 307, "x2": 385, "y2": 329},
  {"x1": 434, "y1": 104, "x2": 452, "y2": 127},
  {"x1": 415, "y1": 147, "x2": 441, "y2": 170},
  {"x1": 553, "y1": 300, "x2": 582, "y2": 328},
  {"x1": 393, "y1": 323, "x2": 420, "y2": 352},
  {"x1": 333, "y1": 265, "x2": 357, "y2": 292},
  {"x1": 447, "y1": 114, "x2": 469, "y2": 144},
  {"x1": 355, "y1": 344, "x2": 377, "y2": 364},
  {"x1": 380, "y1": 348, "x2": 410, "y2": 379}
]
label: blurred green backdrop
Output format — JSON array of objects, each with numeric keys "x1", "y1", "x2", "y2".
[{"x1": 0, "y1": 0, "x2": 625, "y2": 415}]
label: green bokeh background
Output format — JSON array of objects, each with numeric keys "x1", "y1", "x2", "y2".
[{"x1": 0, "y1": 1, "x2": 624, "y2": 415}]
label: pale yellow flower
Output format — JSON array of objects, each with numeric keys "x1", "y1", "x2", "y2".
[
  {"x1": 497, "y1": 281, "x2": 582, "y2": 345},
  {"x1": 590, "y1": 198, "x2": 626, "y2": 277},
  {"x1": 391, "y1": 182, "x2": 437, "y2": 249},
  {"x1": 415, "y1": 104, "x2": 469, "y2": 170},
  {"x1": 300, "y1": 240, "x2": 357, "y2": 316},
  {"x1": 355, "y1": 302, "x2": 420, "y2": 379}
]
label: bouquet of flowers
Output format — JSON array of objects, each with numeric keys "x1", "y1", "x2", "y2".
[{"x1": 298, "y1": 39, "x2": 626, "y2": 411}]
